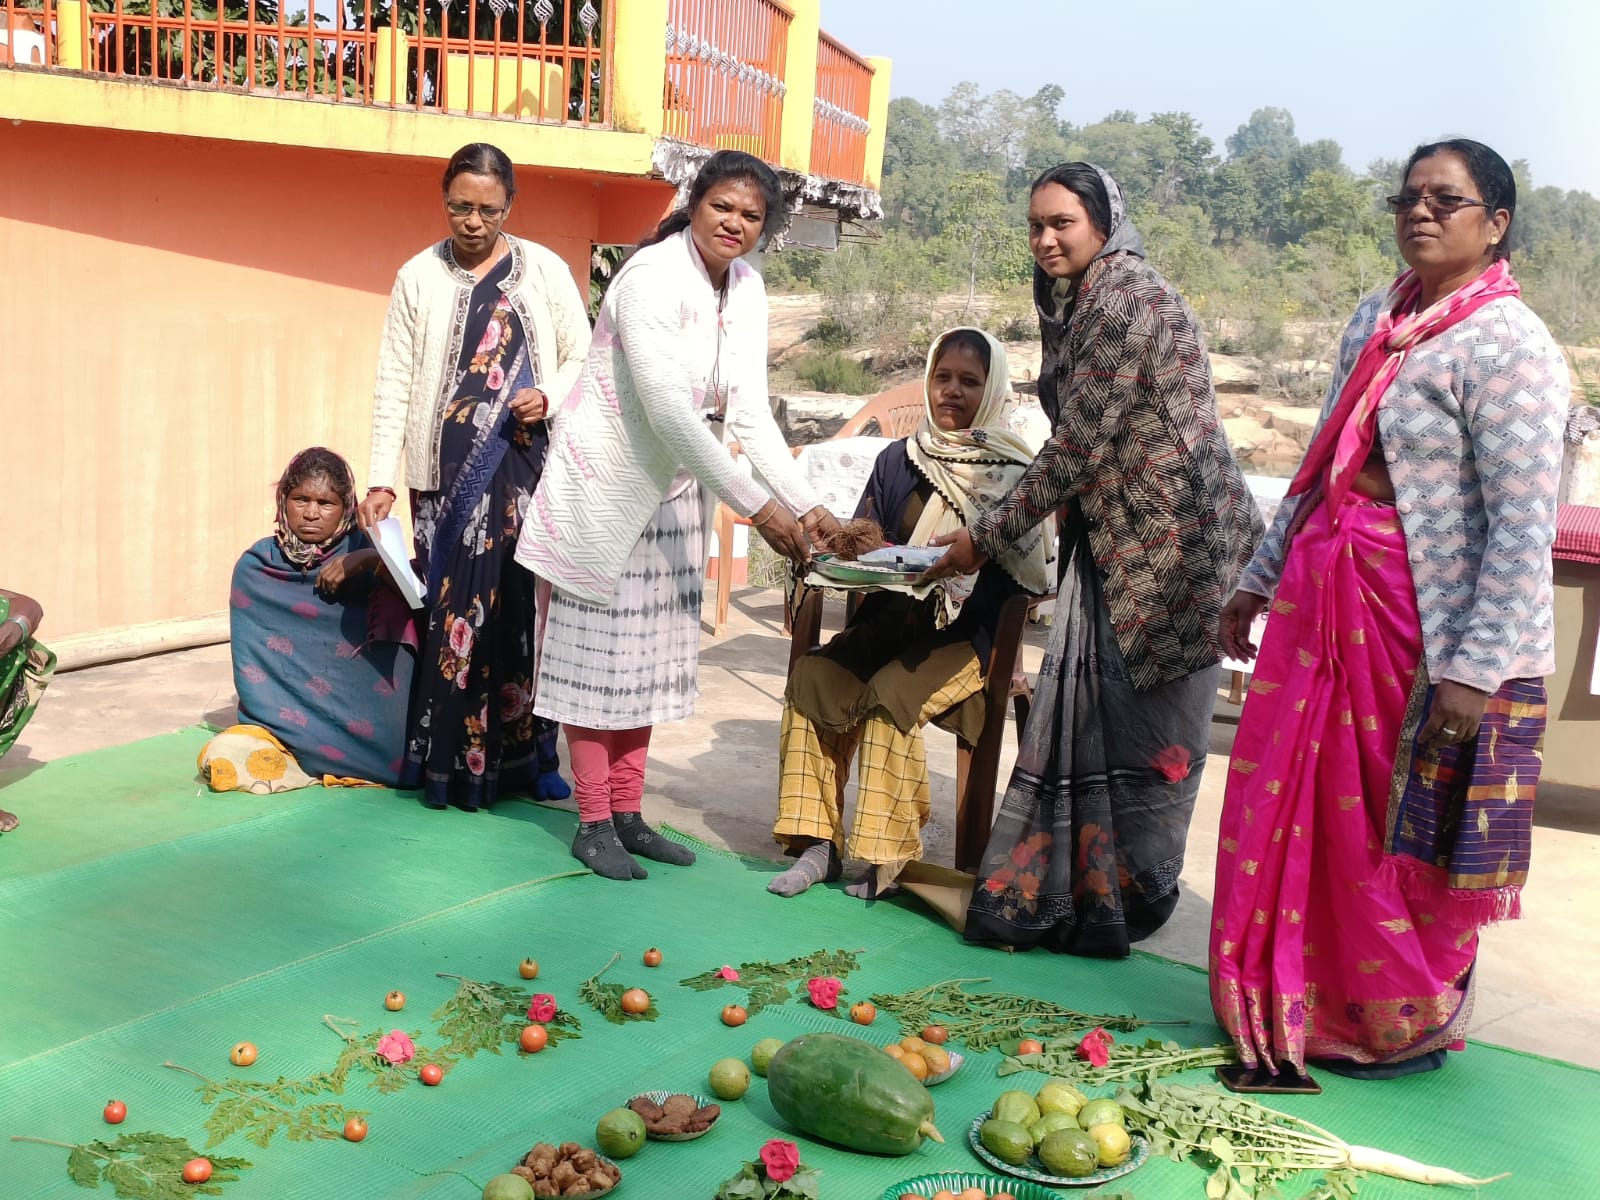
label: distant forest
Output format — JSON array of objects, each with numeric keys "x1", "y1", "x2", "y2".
[{"x1": 766, "y1": 85, "x2": 1600, "y2": 399}]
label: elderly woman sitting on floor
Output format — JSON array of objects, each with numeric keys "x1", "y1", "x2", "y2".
[
  {"x1": 768, "y1": 328, "x2": 1052, "y2": 899},
  {"x1": 200, "y1": 448, "x2": 418, "y2": 792}
]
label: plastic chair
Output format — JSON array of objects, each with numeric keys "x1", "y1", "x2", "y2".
[
  {"x1": 711, "y1": 383, "x2": 925, "y2": 636},
  {"x1": 786, "y1": 587, "x2": 1033, "y2": 874}
]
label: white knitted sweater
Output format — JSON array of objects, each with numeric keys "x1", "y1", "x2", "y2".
[
  {"x1": 367, "y1": 235, "x2": 592, "y2": 492},
  {"x1": 515, "y1": 231, "x2": 820, "y2": 604}
]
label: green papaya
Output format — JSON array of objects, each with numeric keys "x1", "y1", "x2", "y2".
[{"x1": 766, "y1": 1032, "x2": 944, "y2": 1155}]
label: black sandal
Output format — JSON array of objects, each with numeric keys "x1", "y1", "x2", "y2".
[{"x1": 1216, "y1": 1062, "x2": 1322, "y2": 1095}]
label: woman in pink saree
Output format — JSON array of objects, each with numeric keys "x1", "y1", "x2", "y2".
[{"x1": 1209, "y1": 139, "x2": 1568, "y2": 1089}]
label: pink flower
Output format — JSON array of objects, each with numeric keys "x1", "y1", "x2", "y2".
[
  {"x1": 758, "y1": 1139, "x2": 799, "y2": 1183},
  {"x1": 500, "y1": 682, "x2": 530, "y2": 721},
  {"x1": 486, "y1": 363, "x2": 506, "y2": 391},
  {"x1": 241, "y1": 664, "x2": 267, "y2": 684},
  {"x1": 716, "y1": 965, "x2": 740, "y2": 981},
  {"x1": 806, "y1": 977, "x2": 841, "y2": 1010},
  {"x1": 1151, "y1": 744, "x2": 1192, "y2": 783},
  {"x1": 346, "y1": 718, "x2": 375, "y2": 738},
  {"x1": 476, "y1": 320, "x2": 502, "y2": 353},
  {"x1": 376, "y1": 1030, "x2": 415, "y2": 1064},
  {"x1": 279, "y1": 706, "x2": 308, "y2": 728},
  {"x1": 527, "y1": 994, "x2": 557, "y2": 1022},
  {"x1": 307, "y1": 675, "x2": 332, "y2": 697},
  {"x1": 465, "y1": 748, "x2": 486, "y2": 776},
  {"x1": 266, "y1": 634, "x2": 295, "y2": 656},
  {"x1": 448, "y1": 616, "x2": 474, "y2": 657},
  {"x1": 1076, "y1": 1026, "x2": 1114, "y2": 1068}
]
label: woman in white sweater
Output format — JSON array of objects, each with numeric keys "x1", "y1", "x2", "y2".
[
  {"x1": 358, "y1": 143, "x2": 592, "y2": 814},
  {"x1": 516, "y1": 151, "x2": 837, "y2": 881}
]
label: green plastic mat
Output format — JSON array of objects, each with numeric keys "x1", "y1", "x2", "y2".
[{"x1": 1, "y1": 733, "x2": 1595, "y2": 1198}]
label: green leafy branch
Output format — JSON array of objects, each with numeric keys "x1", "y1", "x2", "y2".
[
  {"x1": 869, "y1": 977, "x2": 1179, "y2": 1051},
  {"x1": 163, "y1": 1061, "x2": 366, "y2": 1149},
  {"x1": 433, "y1": 973, "x2": 581, "y2": 1058},
  {"x1": 679, "y1": 948, "x2": 863, "y2": 1017},
  {"x1": 322, "y1": 1015, "x2": 453, "y2": 1093},
  {"x1": 579, "y1": 952, "x2": 659, "y2": 1024},
  {"x1": 999, "y1": 1037, "x2": 1236, "y2": 1085},
  {"x1": 12, "y1": 1131, "x2": 250, "y2": 1198}
]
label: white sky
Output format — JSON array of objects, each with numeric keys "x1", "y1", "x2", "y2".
[{"x1": 821, "y1": 0, "x2": 1600, "y2": 196}]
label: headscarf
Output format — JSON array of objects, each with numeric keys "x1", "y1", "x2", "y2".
[
  {"x1": 273, "y1": 447, "x2": 357, "y2": 571},
  {"x1": 1287, "y1": 260, "x2": 1520, "y2": 508},
  {"x1": 1043, "y1": 163, "x2": 1146, "y2": 318},
  {"x1": 906, "y1": 328, "x2": 1055, "y2": 618}
]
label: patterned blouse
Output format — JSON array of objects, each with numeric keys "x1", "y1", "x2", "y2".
[
  {"x1": 1239, "y1": 291, "x2": 1569, "y2": 693},
  {"x1": 970, "y1": 253, "x2": 1262, "y2": 691}
]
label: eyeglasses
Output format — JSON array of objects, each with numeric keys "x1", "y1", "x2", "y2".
[
  {"x1": 445, "y1": 200, "x2": 508, "y2": 221},
  {"x1": 1384, "y1": 192, "x2": 1493, "y2": 218}
]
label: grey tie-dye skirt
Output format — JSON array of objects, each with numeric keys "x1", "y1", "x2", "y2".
[{"x1": 533, "y1": 485, "x2": 706, "y2": 729}]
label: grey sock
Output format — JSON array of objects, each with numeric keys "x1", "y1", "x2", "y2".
[
  {"x1": 572, "y1": 820, "x2": 646, "y2": 881},
  {"x1": 844, "y1": 866, "x2": 901, "y2": 900},
  {"x1": 613, "y1": 812, "x2": 696, "y2": 865},
  {"x1": 767, "y1": 840, "x2": 841, "y2": 897}
]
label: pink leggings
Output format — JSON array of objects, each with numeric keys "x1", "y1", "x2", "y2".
[{"x1": 564, "y1": 724, "x2": 654, "y2": 824}]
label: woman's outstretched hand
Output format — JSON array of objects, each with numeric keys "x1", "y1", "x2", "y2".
[
  {"x1": 751, "y1": 500, "x2": 812, "y2": 565},
  {"x1": 357, "y1": 490, "x2": 394, "y2": 533},
  {"x1": 1218, "y1": 590, "x2": 1269, "y2": 662},
  {"x1": 919, "y1": 528, "x2": 988, "y2": 582},
  {"x1": 801, "y1": 506, "x2": 842, "y2": 549}
]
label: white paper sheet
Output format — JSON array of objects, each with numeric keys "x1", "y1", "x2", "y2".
[{"x1": 373, "y1": 517, "x2": 426, "y2": 609}]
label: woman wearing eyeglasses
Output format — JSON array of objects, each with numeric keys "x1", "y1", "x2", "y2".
[
  {"x1": 1210, "y1": 139, "x2": 1569, "y2": 1091},
  {"x1": 358, "y1": 142, "x2": 592, "y2": 813}
]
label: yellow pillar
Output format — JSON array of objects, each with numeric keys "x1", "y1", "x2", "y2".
[
  {"x1": 862, "y1": 55, "x2": 892, "y2": 190},
  {"x1": 373, "y1": 26, "x2": 410, "y2": 107},
  {"x1": 610, "y1": 0, "x2": 668, "y2": 138},
  {"x1": 55, "y1": 0, "x2": 84, "y2": 70},
  {"x1": 778, "y1": 0, "x2": 820, "y2": 176}
]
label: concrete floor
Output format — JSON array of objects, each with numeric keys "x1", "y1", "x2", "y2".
[{"x1": 4, "y1": 585, "x2": 1597, "y2": 1067}]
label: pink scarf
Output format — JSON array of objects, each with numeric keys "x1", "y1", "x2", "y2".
[{"x1": 1287, "y1": 261, "x2": 1520, "y2": 506}]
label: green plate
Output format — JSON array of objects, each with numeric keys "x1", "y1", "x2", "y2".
[
  {"x1": 810, "y1": 553, "x2": 924, "y2": 585},
  {"x1": 967, "y1": 1113, "x2": 1148, "y2": 1187},
  {"x1": 881, "y1": 1171, "x2": 1061, "y2": 1200},
  {"x1": 625, "y1": 1090, "x2": 720, "y2": 1141}
]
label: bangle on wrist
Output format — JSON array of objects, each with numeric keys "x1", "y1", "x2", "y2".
[
  {"x1": 6, "y1": 613, "x2": 32, "y2": 640},
  {"x1": 367, "y1": 486, "x2": 396, "y2": 498}
]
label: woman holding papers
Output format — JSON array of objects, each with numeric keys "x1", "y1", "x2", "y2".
[
  {"x1": 358, "y1": 143, "x2": 591, "y2": 813},
  {"x1": 200, "y1": 448, "x2": 414, "y2": 791}
]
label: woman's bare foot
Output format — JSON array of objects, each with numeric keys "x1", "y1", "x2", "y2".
[{"x1": 0, "y1": 809, "x2": 18, "y2": 833}]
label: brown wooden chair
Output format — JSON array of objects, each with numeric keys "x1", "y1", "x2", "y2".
[
  {"x1": 786, "y1": 586, "x2": 1034, "y2": 874},
  {"x1": 711, "y1": 382, "x2": 924, "y2": 636}
]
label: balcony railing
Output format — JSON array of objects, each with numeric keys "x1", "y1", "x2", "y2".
[
  {"x1": 662, "y1": 0, "x2": 788, "y2": 163},
  {"x1": 809, "y1": 30, "x2": 870, "y2": 184},
  {"x1": 0, "y1": 0, "x2": 613, "y2": 124}
]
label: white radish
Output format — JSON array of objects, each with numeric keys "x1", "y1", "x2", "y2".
[{"x1": 1343, "y1": 1145, "x2": 1510, "y2": 1187}]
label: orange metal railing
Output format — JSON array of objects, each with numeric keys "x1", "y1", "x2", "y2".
[
  {"x1": 0, "y1": 0, "x2": 612, "y2": 125},
  {"x1": 662, "y1": 0, "x2": 788, "y2": 162},
  {"x1": 809, "y1": 30, "x2": 871, "y2": 184}
]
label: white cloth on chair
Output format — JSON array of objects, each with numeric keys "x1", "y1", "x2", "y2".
[{"x1": 794, "y1": 436, "x2": 893, "y2": 518}]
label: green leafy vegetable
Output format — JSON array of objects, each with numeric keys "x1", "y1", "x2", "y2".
[
  {"x1": 12, "y1": 1131, "x2": 250, "y2": 1197},
  {"x1": 870, "y1": 977, "x2": 1170, "y2": 1051},
  {"x1": 579, "y1": 952, "x2": 660, "y2": 1024},
  {"x1": 998, "y1": 1036, "x2": 1236, "y2": 1084},
  {"x1": 432, "y1": 973, "x2": 581, "y2": 1057},
  {"x1": 680, "y1": 948, "x2": 863, "y2": 1017},
  {"x1": 163, "y1": 1061, "x2": 366, "y2": 1149}
]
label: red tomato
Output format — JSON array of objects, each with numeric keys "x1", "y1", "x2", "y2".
[
  {"x1": 384, "y1": 990, "x2": 406, "y2": 1012},
  {"x1": 720, "y1": 1004, "x2": 748, "y2": 1027},
  {"x1": 1016, "y1": 1038, "x2": 1044, "y2": 1055},
  {"x1": 519, "y1": 1024, "x2": 549, "y2": 1053},
  {"x1": 642, "y1": 948, "x2": 663, "y2": 968},
  {"x1": 518, "y1": 958, "x2": 540, "y2": 980},
  {"x1": 343, "y1": 1117, "x2": 368, "y2": 1142},
  {"x1": 419, "y1": 1063, "x2": 444, "y2": 1086},
  {"x1": 102, "y1": 1100, "x2": 127, "y2": 1125},
  {"x1": 921, "y1": 1025, "x2": 949, "y2": 1045},
  {"x1": 619, "y1": 988, "x2": 650, "y2": 1015},
  {"x1": 229, "y1": 1042, "x2": 258, "y2": 1067},
  {"x1": 850, "y1": 1001, "x2": 877, "y2": 1026},
  {"x1": 181, "y1": 1158, "x2": 212, "y2": 1183}
]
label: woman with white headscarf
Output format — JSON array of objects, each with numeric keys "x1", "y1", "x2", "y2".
[
  {"x1": 769, "y1": 327, "x2": 1053, "y2": 899},
  {"x1": 925, "y1": 163, "x2": 1261, "y2": 956}
]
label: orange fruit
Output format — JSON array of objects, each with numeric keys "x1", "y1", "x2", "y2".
[
  {"x1": 900, "y1": 1052, "x2": 930, "y2": 1081},
  {"x1": 519, "y1": 1024, "x2": 548, "y2": 1053},
  {"x1": 920, "y1": 1045, "x2": 952, "y2": 1075}
]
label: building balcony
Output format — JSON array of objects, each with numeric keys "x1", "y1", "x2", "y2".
[{"x1": 0, "y1": 0, "x2": 888, "y2": 192}]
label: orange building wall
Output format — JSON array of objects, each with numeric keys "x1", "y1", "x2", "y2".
[{"x1": 0, "y1": 122, "x2": 672, "y2": 649}]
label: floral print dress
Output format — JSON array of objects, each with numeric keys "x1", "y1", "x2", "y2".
[{"x1": 406, "y1": 255, "x2": 559, "y2": 811}]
